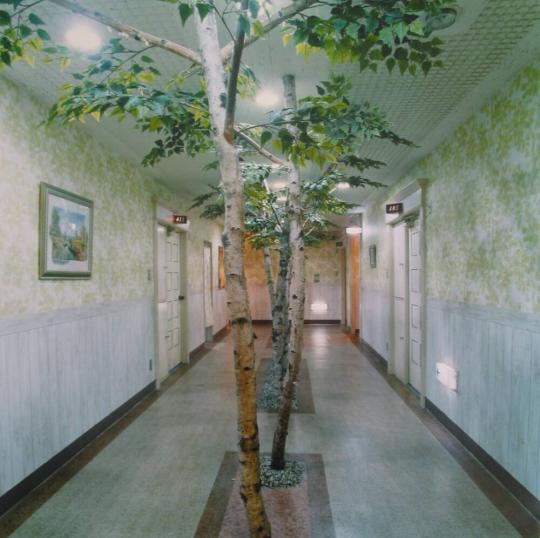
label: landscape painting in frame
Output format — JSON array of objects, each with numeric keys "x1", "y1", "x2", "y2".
[{"x1": 39, "y1": 183, "x2": 93, "y2": 279}]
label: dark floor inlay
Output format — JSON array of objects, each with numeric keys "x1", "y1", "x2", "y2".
[
  {"x1": 194, "y1": 452, "x2": 335, "y2": 538},
  {"x1": 256, "y1": 358, "x2": 315, "y2": 414}
]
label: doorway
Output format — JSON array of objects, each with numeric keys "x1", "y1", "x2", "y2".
[
  {"x1": 156, "y1": 225, "x2": 183, "y2": 382},
  {"x1": 203, "y1": 241, "x2": 214, "y2": 342},
  {"x1": 390, "y1": 215, "x2": 423, "y2": 393}
]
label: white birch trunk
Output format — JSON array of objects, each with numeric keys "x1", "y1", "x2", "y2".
[
  {"x1": 193, "y1": 8, "x2": 271, "y2": 537},
  {"x1": 271, "y1": 74, "x2": 306, "y2": 470}
]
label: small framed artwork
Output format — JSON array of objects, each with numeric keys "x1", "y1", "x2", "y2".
[
  {"x1": 369, "y1": 244, "x2": 377, "y2": 268},
  {"x1": 39, "y1": 182, "x2": 93, "y2": 279}
]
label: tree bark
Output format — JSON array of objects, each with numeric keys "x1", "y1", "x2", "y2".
[
  {"x1": 273, "y1": 231, "x2": 290, "y2": 379},
  {"x1": 193, "y1": 8, "x2": 271, "y2": 538},
  {"x1": 262, "y1": 246, "x2": 275, "y2": 313},
  {"x1": 271, "y1": 75, "x2": 306, "y2": 471}
]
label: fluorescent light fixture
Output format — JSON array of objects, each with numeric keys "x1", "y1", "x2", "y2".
[
  {"x1": 436, "y1": 362, "x2": 458, "y2": 391},
  {"x1": 65, "y1": 24, "x2": 102, "y2": 52},
  {"x1": 255, "y1": 89, "x2": 279, "y2": 107},
  {"x1": 336, "y1": 182, "x2": 350, "y2": 190},
  {"x1": 311, "y1": 301, "x2": 328, "y2": 313},
  {"x1": 346, "y1": 226, "x2": 362, "y2": 235}
]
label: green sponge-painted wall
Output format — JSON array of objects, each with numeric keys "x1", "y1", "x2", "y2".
[
  {"x1": 0, "y1": 75, "x2": 223, "y2": 317},
  {"x1": 409, "y1": 61, "x2": 540, "y2": 313}
]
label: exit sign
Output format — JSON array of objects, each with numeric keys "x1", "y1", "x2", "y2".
[
  {"x1": 386, "y1": 203, "x2": 403, "y2": 214},
  {"x1": 173, "y1": 215, "x2": 188, "y2": 225}
]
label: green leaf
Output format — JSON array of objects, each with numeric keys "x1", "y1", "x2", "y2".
[
  {"x1": 239, "y1": 13, "x2": 250, "y2": 36},
  {"x1": 0, "y1": 10, "x2": 10, "y2": 25},
  {"x1": 141, "y1": 55, "x2": 154, "y2": 63},
  {"x1": 260, "y1": 130, "x2": 272, "y2": 147},
  {"x1": 178, "y1": 2, "x2": 193, "y2": 26},
  {"x1": 252, "y1": 19, "x2": 264, "y2": 38},
  {"x1": 37, "y1": 28, "x2": 50, "y2": 41},
  {"x1": 248, "y1": 0, "x2": 259, "y2": 19},
  {"x1": 195, "y1": 2, "x2": 212, "y2": 22},
  {"x1": 19, "y1": 24, "x2": 32, "y2": 38},
  {"x1": 28, "y1": 13, "x2": 45, "y2": 25},
  {"x1": 0, "y1": 50, "x2": 11, "y2": 66}
]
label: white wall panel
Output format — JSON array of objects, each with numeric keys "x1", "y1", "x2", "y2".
[
  {"x1": 426, "y1": 298, "x2": 540, "y2": 499},
  {"x1": 361, "y1": 287, "x2": 389, "y2": 360},
  {"x1": 0, "y1": 297, "x2": 155, "y2": 497}
]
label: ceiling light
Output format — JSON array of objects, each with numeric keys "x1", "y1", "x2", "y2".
[
  {"x1": 65, "y1": 24, "x2": 102, "y2": 52},
  {"x1": 255, "y1": 89, "x2": 280, "y2": 108},
  {"x1": 346, "y1": 226, "x2": 362, "y2": 235},
  {"x1": 336, "y1": 182, "x2": 350, "y2": 190},
  {"x1": 311, "y1": 301, "x2": 328, "y2": 313}
]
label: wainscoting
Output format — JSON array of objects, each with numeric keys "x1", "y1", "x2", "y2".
[
  {"x1": 0, "y1": 297, "x2": 155, "y2": 499},
  {"x1": 360, "y1": 287, "x2": 389, "y2": 360},
  {"x1": 187, "y1": 289, "x2": 228, "y2": 351},
  {"x1": 426, "y1": 298, "x2": 540, "y2": 500}
]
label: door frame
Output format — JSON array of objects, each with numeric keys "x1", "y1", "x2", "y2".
[
  {"x1": 386, "y1": 180, "x2": 428, "y2": 406},
  {"x1": 202, "y1": 240, "x2": 214, "y2": 342},
  {"x1": 153, "y1": 202, "x2": 189, "y2": 389}
]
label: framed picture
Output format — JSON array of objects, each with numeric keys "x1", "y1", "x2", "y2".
[
  {"x1": 369, "y1": 244, "x2": 377, "y2": 268},
  {"x1": 39, "y1": 183, "x2": 93, "y2": 279}
]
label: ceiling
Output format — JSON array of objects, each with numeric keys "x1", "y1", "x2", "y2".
[{"x1": 4, "y1": 0, "x2": 540, "y2": 208}]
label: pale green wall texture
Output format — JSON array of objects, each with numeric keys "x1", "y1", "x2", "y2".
[
  {"x1": 363, "y1": 59, "x2": 540, "y2": 315},
  {"x1": 0, "y1": 75, "x2": 223, "y2": 317}
]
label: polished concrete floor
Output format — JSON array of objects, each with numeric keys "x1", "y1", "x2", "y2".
[{"x1": 6, "y1": 326, "x2": 522, "y2": 537}]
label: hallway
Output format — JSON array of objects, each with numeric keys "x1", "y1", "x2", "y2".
[{"x1": 1, "y1": 326, "x2": 527, "y2": 538}]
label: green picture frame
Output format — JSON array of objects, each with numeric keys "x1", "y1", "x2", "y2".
[{"x1": 39, "y1": 182, "x2": 94, "y2": 279}]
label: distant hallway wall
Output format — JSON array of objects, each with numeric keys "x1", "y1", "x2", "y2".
[{"x1": 0, "y1": 297, "x2": 154, "y2": 498}]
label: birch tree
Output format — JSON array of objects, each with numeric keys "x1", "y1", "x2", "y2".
[{"x1": 0, "y1": 0, "x2": 456, "y2": 535}]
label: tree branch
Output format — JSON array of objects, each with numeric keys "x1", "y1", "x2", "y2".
[
  {"x1": 220, "y1": 0, "x2": 317, "y2": 62},
  {"x1": 235, "y1": 129, "x2": 286, "y2": 167},
  {"x1": 47, "y1": 0, "x2": 201, "y2": 65},
  {"x1": 224, "y1": 0, "x2": 248, "y2": 144}
]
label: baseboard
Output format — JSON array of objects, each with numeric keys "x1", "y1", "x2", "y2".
[
  {"x1": 213, "y1": 324, "x2": 230, "y2": 342},
  {"x1": 252, "y1": 319, "x2": 341, "y2": 325},
  {"x1": 425, "y1": 399, "x2": 540, "y2": 520},
  {"x1": 0, "y1": 381, "x2": 156, "y2": 517}
]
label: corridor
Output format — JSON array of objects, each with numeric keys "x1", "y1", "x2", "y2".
[{"x1": 1, "y1": 326, "x2": 529, "y2": 538}]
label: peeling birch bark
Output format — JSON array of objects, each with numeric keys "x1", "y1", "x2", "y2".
[
  {"x1": 193, "y1": 7, "x2": 271, "y2": 537},
  {"x1": 271, "y1": 75, "x2": 306, "y2": 471}
]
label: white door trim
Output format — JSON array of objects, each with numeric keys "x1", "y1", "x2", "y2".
[
  {"x1": 153, "y1": 205, "x2": 189, "y2": 389},
  {"x1": 385, "y1": 180, "x2": 428, "y2": 406}
]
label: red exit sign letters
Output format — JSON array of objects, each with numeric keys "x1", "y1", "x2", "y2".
[
  {"x1": 172, "y1": 215, "x2": 188, "y2": 224},
  {"x1": 386, "y1": 203, "x2": 403, "y2": 214}
]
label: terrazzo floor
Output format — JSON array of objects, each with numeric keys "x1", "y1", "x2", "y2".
[{"x1": 4, "y1": 325, "x2": 521, "y2": 537}]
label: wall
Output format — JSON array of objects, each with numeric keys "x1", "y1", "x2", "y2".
[
  {"x1": 0, "y1": 76, "x2": 226, "y2": 499},
  {"x1": 245, "y1": 240, "x2": 343, "y2": 321},
  {"x1": 360, "y1": 61, "x2": 540, "y2": 498}
]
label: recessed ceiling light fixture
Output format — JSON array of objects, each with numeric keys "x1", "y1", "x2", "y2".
[
  {"x1": 255, "y1": 89, "x2": 280, "y2": 108},
  {"x1": 65, "y1": 24, "x2": 102, "y2": 52}
]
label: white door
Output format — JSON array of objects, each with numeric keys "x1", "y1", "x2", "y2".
[
  {"x1": 166, "y1": 231, "x2": 181, "y2": 370},
  {"x1": 203, "y1": 243, "x2": 214, "y2": 332},
  {"x1": 408, "y1": 220, "x2": 422, "y2": 391},
  {"x1": 392, "y1": 223, "x2": 408, "y2": 384}
]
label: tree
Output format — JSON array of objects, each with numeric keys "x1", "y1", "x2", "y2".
[{"x1": 0, "y1": 1, "x2": 455, "y2": 535}]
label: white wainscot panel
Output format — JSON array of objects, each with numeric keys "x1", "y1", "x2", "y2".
[
  {"x1": 0, "y1": 297, "x2": 155, "y2": 496},
  {"x1": 426, "y1": 298, "x2": 540, "y2": 499},
  {"x1": 361, "y1": 287, "x2": 390, "y2": 361}
]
